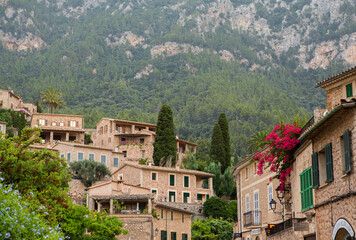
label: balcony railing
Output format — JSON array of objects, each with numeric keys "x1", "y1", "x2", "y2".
[
  {"x1": 266, "y1": 218, "x2": 292, "y2": 236},
  {"x1": 243, "y1": 211, "x2": 261, "y2": 227}
]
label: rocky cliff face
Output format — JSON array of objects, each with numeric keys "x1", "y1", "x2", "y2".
[{"x1": 0, "y1": 0, "x2": 355, "y2": 69}]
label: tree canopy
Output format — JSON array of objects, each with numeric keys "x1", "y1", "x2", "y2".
[
  {"x1": 218, "y1": 113, "x2": 231, "y2": 173},
  {"x1": 70, "y1": 160, "x2": 112, "y2": 187}
]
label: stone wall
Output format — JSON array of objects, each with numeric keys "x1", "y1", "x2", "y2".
[
  {"x1": 114, "y1": 214, "x2": 153, "y2": 240},
  {"x1": 267, "y1": 228, "x2": 294, "y2": 240},
  {"x1": 68, "y1": 179, "x2": 86, "y2": 206}
]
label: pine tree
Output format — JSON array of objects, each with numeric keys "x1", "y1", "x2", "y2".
[
  {"x1": 218, "y1": 113, "x2": 231, "y2": 173},
  {"x1": 153, "y1": 104, "x2": 177, "y2": 166},
  {"x1": 209, "y1": 123, "x2": 226, "y2": 166}
]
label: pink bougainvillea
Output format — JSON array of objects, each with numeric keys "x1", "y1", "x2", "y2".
[{"x1": 254, "y1": 123, "x2": 301, "y2": 191}]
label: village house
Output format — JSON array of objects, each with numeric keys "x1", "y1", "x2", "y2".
[
  {"x1": 31, "y1": 113, "x2": 85, "y2": 145},
  {"x1": 0, "y1": 89, "x2": 37, "y2": 119},
  {"x1": 0, "y1": 121, "x2": 6, "y2": 137},
  {"x1": 233, "y1": 153, "x2": 282, "y2": 240},
  {"x1": 112, "y1": 163, "x2": 214, "y2": 204},
  {"x1": 87, "y1": 179, "x2": 194, "y2": 240},
  {"x1": 92, "y1": 118, "x2": 197, "y2": 163},
  {"x1": 52, "y1": 142, "x2": 124, "y2": 171}
]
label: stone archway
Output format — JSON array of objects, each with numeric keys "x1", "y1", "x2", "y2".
[
  {"x1": 332, "y1": 218, "x2": 355, "y2": 240},
  {"x1": 255, "y1": 237, "x2": 260, "y2": 240}
]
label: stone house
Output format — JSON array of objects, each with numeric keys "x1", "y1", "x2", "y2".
[
  {"x1": 92, "y1": 118, "x2": 197, "y2": 163},
  {"x1": 112, "y1": 163, "x2": 214, "y2": 205},
  {"x1": 52, "y1": 142, "x2": 124, "y2": 171},
  {"x1": 0, "y1": 89, "x2": 37, "y2": 119},
  {"x1": 87, "y1": 179, "x2": 194, "y2": 240},
  {"x1": 31, "y1": 113, "x2": 85, "y2": 145},
  {"x1": 0, "y1": 121, "x2": 6, "y2": 137},
  {"x1": 233, "y1": 153, "x2": 282, "y2": 240}
]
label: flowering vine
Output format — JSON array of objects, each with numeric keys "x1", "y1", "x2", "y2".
[{"x1": 254, "y1": 123, "x2": 301, "y2": 191}]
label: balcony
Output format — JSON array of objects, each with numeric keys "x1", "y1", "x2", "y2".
[
  {"x1": 243, "y1": 211, "x2": 261, "y2": 228},
  {"x1": 266, "y1": 218, "x2": 293, "y2": 236}
]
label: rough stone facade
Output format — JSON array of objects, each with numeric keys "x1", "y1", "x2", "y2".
[
  {"x1": 116, "y1": 215, "x2": 153, "y2": 240},
  {"x1": 113, "y1": 164, "x2": 214, "y2": 204},
  {"x1": 68, "y1": 179, "x2": 86, "y2": 206},
  {"x1": 0, "y1": 121, "x2": 6, "y2": 136},
  {"x1": 0, "y1": 89, "x2": 37, "y2": 119},
  {"x1": 324, "y1": 74, "x2": 356, "y2": 109}
]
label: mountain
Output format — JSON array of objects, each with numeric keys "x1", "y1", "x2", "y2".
[{"x1": 0, "y1": 0, "x2": 355, "y2": 157}]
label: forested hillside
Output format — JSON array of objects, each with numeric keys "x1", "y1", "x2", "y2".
[{"x1": 0, "y1": 0, "x2": 355, "y2": 157}]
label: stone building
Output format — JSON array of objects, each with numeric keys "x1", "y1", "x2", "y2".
[
  {"x1": 0, "y1": 121, "x2": 6, "y2": 136},
  {"x1": 112, "y1": 163, "x2": 214, "y2": 204},
  {"x1": 31, "y1": 113, "x2": 85, "y2": 145},
  {"x1": 92, "y1": 118, "x2": 197, "y2": 163},
  {"x1": 233, "y1": 153, "x2": 282, "y2": 240},
  {"x1": 87, "y1": 179, "x2": 194, "y2": 240},
  {"x1": 52, "y1": 142, "x2": 124, "y2": 171},
  {"x1": 0, "y1": 89, "x2": 37, "y2": 119}
]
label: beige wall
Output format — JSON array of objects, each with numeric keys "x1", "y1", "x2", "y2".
[
  {"x1": 31, "y1": 113, "x2": 84, "y2": 129},
  {"x1": 53, "y1": 143, "x2": 123, "y2": 170},
  {"x1": 325, "y1": 74, "x2": 356, "y2": 109},
  {"x1": 154, "y1": 206, "x2": 191, "y2": 240},
  {"x1": 0, "y1": 90, "x2": 22, "y2": 110},
  {"x1": 115, "y1": 215, "x2": 153, "y2": 240}
]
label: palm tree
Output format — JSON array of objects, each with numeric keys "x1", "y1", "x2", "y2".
[
  {"x1": 246, "y1": 130, "x2": 268, "y2": 154},
  {"x1": 40, "y1": 87, "x2": 65, "y2": 113}
]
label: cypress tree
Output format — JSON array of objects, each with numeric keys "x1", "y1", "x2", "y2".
[
  {"x1": 218, "y1": 113, "x2": 231, "y2": 173},
  {"x1": 210, "y1": 123, "x2": 225, "y2": 166},
  {"x1": 153, "y1": 104, "x2": 177, "y2": 166}
]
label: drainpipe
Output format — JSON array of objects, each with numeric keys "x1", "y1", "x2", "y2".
[{"x1": 239, "y1": 173, "x2": 242, "y2": 237}]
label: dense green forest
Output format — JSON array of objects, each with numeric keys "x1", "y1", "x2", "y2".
[{"x1": 0, "y1": 0, "x2": 353, "y2": 157}]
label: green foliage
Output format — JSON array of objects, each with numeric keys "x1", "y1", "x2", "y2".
[
  {"x1": 41, "y1": 87, "x2": 66, "y2": 114},
  {"x1": 203, "y1": 197, "x2": 237, "y2": 221},
  {"x1": 139, "y1": 158, "x2": 148, "y2": 165},
  {"x1": 0, "y1": 180, "x2": 65, "y2": 239},
  {"x1": 218, "y1": 113, "x2": 231, "y2": 173},
  {"x1": 84, "y1": 132, "x2": 93, "y2": 144},
  {"x1": 246, "y1": 130, "x2": 268, "y2": 153},
  {"x1": 191, "y1": 217, "x2": 233, "y2": 240},
  {"x1": 153, "y1": 104, "x2": 177, "y2": 166},
  {"x1": 0, "y1": 109, "x2": 28, "y2": 136},
  {"x1": 0, "y1": 128, "x2": 127, "y2": 239},
  {"x1": 70, "y1": 159, "x2": 112, "y2": 187},
  {"x1": 209, "y1": 123, "x2": 225, "y2": 166}
]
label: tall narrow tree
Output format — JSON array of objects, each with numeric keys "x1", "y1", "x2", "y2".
[
  {"x1": 210, "y1": 123, "x2": 225, "y2": 166},
  {"x1": 153, "y1": 104, "x2": 177, "y2": 166},
  {"x1": 218, "y1": 113, "x2": 231, "y2": 173}
]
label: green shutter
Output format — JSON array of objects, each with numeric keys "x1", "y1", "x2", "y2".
[
  {"x1": 161, "y1": 230, "x2": 167, "y2": 240},
  {"x1": 169, "y1": 191, "x2": 176, "y2": 202},
  {"x1": 170, "y1": 175, "x2": 175, "y2": 186},
  {"x1": 325, "y1": 143, "x2": 334, "y2": 182},
  {"x1": 300, "y1": 167, "x2": 314, "y2": 211},
  {"x1": 344, "y1": 129, "x2": 352, "y2": 173},
  {"x1": 183, "y1": 192, "x2": 190, "y2": 203},
  {"x1": 197, "y1": 194, "x2": 202, "y2": 200},
  {"x1": 171, "y1": 232, "x2": 177, "y2": 240},
  {"x1": 182, "y1": 234, "x2": 188, "y2": 240},
  {"x1": 346, "y1": 83, "x2": 353, "y2": 98},
  {"x1": 184, "y1": 176, "x2": 189, "y2": 187},
  {"x1": 312, "y1": 153, "x2": 319, "y2": 188},
  {"x1": 182, "y1": 214, "x2": 184, "y2": 223}
]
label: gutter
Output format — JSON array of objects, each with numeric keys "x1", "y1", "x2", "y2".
[{"x1": 316, "y1": 68, "x2": 356, "y2": 88}]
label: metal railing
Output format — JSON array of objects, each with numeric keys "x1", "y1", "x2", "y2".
[
  {"x1": 266, "y1": 218, "x2": 293, "y2": 236},
  {"x1": 301, "y1": 116, "x2": 314, "y2": 134},
  {"x1": 243, "y1": 210, "x2": 261, "y2": 227}
]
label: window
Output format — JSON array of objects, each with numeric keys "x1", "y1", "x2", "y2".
[
  {"x1": 101, "y1": 155, "x2": 106, "y2": 165},
  {"x1": 171, "y1": 211, "x2": 173, "y2": 220},
  {"x1": 312, "y1": 143, "x2": 334, "y2": 187},
  {"x1": 70, "y1": 121, "x2": 76, "y2": 127},
  {"x1": 341, "y1": 129, "x2": 352, "y2": 174},
  {"x1": 300, "y1": 167, "x2": 313, "y2": 211},
  {"x1": 169, "y1": 191, "x2": 176, "y2": 202},
  {"x1": 184, "y1": 176, "x2": 189, "y2": 187},
  {"x1": 268, "y1": 185, "x2": 273, "y2": 209},
  {"x1": 246, "y1": 195, "x2": 250, "y2": 212},
  {"x1": 89, "y1": 154, "x2": 94, "y2": 161},
  {"x1": 254, "y1": 163, "x2": 257, "y2": 175},
  {"x1": 140, "y1": 138, "x2": 144, "y2": 144},
  {"x1": 346, "y1": 83, "x2": 353, "y2": 98},
  {"x1": 141, "y1": 150, "x2": 145, "y2": 158},
  {"x1": 183, "y1": 192, "x2": 190, "y2": 203},
  {"x1": 161, "y1": 230, "x2": 167, "y2": 240},
  {"x1": 39, "y1": 119, "x2": 45, "y2": 126},
  {"x1": 0, "y1": 125, "x2": 2, "y2": 131},
  {"x1": 123, "y1": 151, "x2": 127, "y2": 158},
  {"x1": 60, "y1": 154, "x2": 64, "y2": 158},
  {"x1": 182, "y1": 214, "x2": 184, "y2": 223},
  {"x1": 52, "y1": 122, "x2": 56, "y2": 126},
  {"x1": 197, "y1": 194, "x2": 202, "y2": 201},
  {"x1": 254, "y1": 192, "x2": 259, "y2": 225},
  {"x1": 182, "y1": 234, "x2": 188, "y2": 240},
  {"x1": 152, "y1": 189, "x2": 157, "y2": 195},
  {"x1": 78, "y1": 152, "x2": 84, "y2": 161},
  {"x1": 59, "y1": 122, "x2": 64, "y2": 127},
  {"x1": 67, "y1": 153, "x2": 71, "y2": 162},
  {"x1": 171, "y1": 232, "x2": 176, "y2": 240},
  {"x1": 152, "y1": 172, "x2": 157, "y2": 181},
  {"x1": 245, "y1": 167, "x2": 249, "y2": 179},
  {"x1": 113, "y1": 157, "x2": 119, "y2": 167},
  {"x1": 169, "y1": 174, "x2": 175, "y2": 186},
  {"x1": 325, "y1": 143, "x2": 334, "y2": 182}
]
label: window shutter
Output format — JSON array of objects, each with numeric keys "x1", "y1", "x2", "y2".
[
  {"x1": 344, "y1": 129, "x2": 352, "y2": 173},
  {"x1": 170, "y1": 175, "x2": 175, "y2": 186},
  {"x1": 325, "y1": 143, "x2": 334, "y2": 182},
  {"x1": 312, "y1": 153, "x2": 319, "y2": 188}
]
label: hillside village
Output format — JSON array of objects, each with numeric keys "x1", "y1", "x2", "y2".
[{"x1": 0, "y1": 66, "x2": 356, "y2": 240}]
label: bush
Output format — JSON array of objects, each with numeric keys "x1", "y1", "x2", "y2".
[
  {"x1": 70, "y1": 159, "x2": 111, "y2": 187},
  {"x1": 203, "y1": 197, "x2": 237, "y2": 221},
  {"x1": 192, "y1": 217, "x2": 233, "y2": 240}
]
